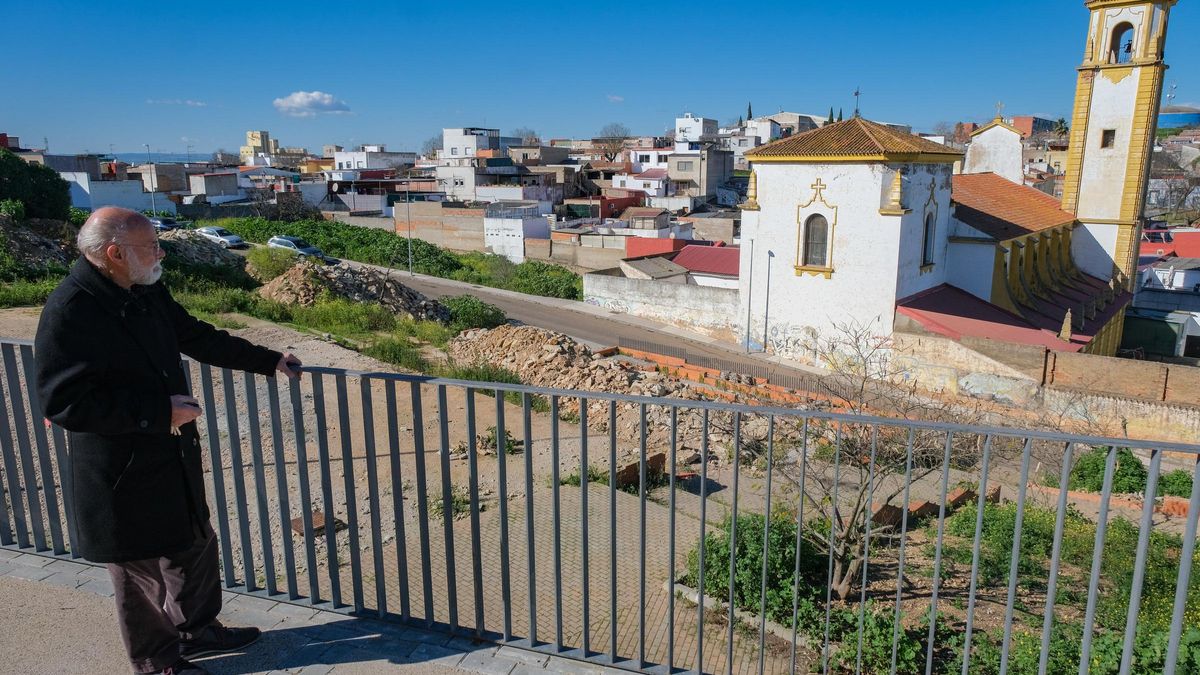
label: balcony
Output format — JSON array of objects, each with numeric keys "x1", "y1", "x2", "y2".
[{"x1": 1, "y1": 337, "x2": 1198, "y2": 673}]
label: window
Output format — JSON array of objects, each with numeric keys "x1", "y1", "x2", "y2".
[
  {"x1": 1101, "y1": 129, "x2": 1116, "y2": 148},
  {"x1": 1110, "y1": 22, "x2": 1134, "y2": 63},
  {"x1": 643, "y1": 182, "x2": 651, "y2": 188},
  {"x1": 802, "y1": 214, "x2": 829, "y2": 267},
  {"x1": 451, "y1": 147, "x2": 458, "y2": 155},
  {"x1": 922, "y1": 212, "x2": 936, "y2": 266},
  {"x1": 638, "y1": 154, "x2": 650, "y2": 163},
  {"x1": 677, "y1": 161, "x2": 694, "y2": 172}
]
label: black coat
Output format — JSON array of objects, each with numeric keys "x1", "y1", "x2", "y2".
[{"x1": 34, "y1": 258, "x2": 281, "y2": 563}]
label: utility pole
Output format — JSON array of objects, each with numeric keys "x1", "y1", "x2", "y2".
[
  {"x1": 144, "y1": 144, "x2": 157, "y2": 214},
  {"x1": 405, "y1": 173, "x2": 413, "y2": 276}
]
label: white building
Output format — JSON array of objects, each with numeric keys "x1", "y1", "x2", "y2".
[
  {"x1": 334, "y1": 145, "x2": 416, "y2": 170},
  {"x1": 613, "y1": 168, "x2": 669, "y2": 197},
  {"x1": 439, "y1": 128, "x2": 520, "y2": 160},
  {"x1": 61, "y1": 172, "x2": 177, "y2": 214},
  {"x1": 675, "y1": 113, "x2": 718, "y2": 142},
  {"x1": 962, "y1": 118, "x2": 1025, "y2": 184},
  {"x1": 484, "y1": 201, "x2": 550, "y2": 263},
  {"x1": 628, "y1": 147, "x2": 671, "y2": 173}
]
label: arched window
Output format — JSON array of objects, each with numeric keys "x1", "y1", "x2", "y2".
[
  {"x1": 803, "y1": 214, "x2": 829, "y2": 267},
  {"x1": 922, "y1": 212, "x2": 936, "y2": 266},
  {"x1": 1110, "y1": 22, "x2": 1134, "y2": 64}
]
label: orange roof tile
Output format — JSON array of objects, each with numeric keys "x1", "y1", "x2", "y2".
[
  {"x1": 745, "y1": 117, "x2": 961, "y2": 162},
  {"x1": 951, "y1": 173, "x2": 1075, "y2": 241}
]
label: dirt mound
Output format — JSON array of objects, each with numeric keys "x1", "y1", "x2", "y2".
[
  {"x1": 0, "y1": 215, "x2": 77, "y2": 272},
  {"x1": 159, "y1": 229, "x2": 243, "y2": 267},
  {"x1": 259, "y1": 261, "x2": 449, "y2": 322}
]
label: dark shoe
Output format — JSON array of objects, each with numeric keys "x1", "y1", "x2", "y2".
[
  {"x1": 154, "y1": 658, "x2": 212, "y2": 674},
  {"x1": 179, "y1": 624, "x2": 262, "y2": 659}
]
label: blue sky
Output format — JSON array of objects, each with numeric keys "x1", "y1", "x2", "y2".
[{"x1": 3, "y1": 0, "x2": 1197, "y2": 155}]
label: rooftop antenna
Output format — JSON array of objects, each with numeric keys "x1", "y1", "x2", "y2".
[{"x1": 853, "y1": 87, "x2": 863, "y2": 117}]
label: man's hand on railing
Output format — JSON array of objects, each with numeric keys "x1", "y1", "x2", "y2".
[
  {"x1": 169, "y1": 395, "x2": 202, "y2": 433},
  {"x1": 276, "y1": 352, "x2": 303, "y2": 380}
]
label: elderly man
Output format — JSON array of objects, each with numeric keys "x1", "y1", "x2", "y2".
[{"x1": 34, "y1": 207, "x2": 302, "y2": 675}]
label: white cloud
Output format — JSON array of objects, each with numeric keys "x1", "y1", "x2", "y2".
[
  {"x1": 607, "y1": 94, "x2": 624, "y2": 103},
  {"x1": 146, "y1": 98, "x2": 207, "y2": 107},
  {"x1": 273, "y1": 90, "x2": 351, "y2": 117}
]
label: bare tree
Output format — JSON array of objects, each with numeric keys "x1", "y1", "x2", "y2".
[
  {"x1": 509, "y1": 127, "x2": 540, "y2": 145},
  {"x1": 421, "y1": 134, "x2": 442, "y2": 159},
  {"x1": 595, "y1": 122, "x2": 631, "y2": 162},
  {"x1": 931, "y1": 121, "x2": 955, "y2": 138}
]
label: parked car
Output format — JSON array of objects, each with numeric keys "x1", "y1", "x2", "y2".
[
  {"x1": 267, "y1": 235, "x2": 338, "y2": 263},
  {"x1": 196, "y1": 226, "x2": 247, "y2": 249},
  {"x1": 148, "y1": 217, "x2": 178, "y2": 231}
]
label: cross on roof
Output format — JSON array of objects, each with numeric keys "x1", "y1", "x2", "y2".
[
  {"x1": 995, "y1": 101, "x2": 1005, "y2": 119},
  {"x1": 853, "y1": 87, "x2": 862, "y2": 117}
]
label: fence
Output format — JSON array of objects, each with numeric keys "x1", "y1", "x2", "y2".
[{"x1": 2, "y1": 336, "x2": 1199, "y2": 674}]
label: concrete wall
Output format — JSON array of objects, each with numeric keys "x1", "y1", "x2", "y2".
[
  {"x1": 395, "y1": 201, "x2": 485, "y2": 252},
  {"x1": 584, "y1": 269, "x2": 740, "y2": 340},
  {"x1": 62, "y1": 173, "x2": 176, "y2": 214}
]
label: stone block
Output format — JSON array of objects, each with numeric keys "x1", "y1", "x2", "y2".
[
  {"x1": 908, "y1": 500, "x2": 939, "y2": 520},
  {"x1": 1160, "y1": 496, "x2": 1191, "y2": 518},
  {"x1": 871, "y1": 503, "x2": 904, "y2": 528},
  {"x1": 947, "y1": 488, "x2": 976, "y2": 509},
  {"x1": 613, "y1": 452, "x2": 666, "y2": 490}
]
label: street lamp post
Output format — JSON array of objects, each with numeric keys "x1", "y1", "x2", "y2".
[
  {"x1": 143, "y1": 144, "x2": 157, "y2": 214},
  {"x1": 405, "y1": 175, "x2": 413, "y2": 276},
  {"x1": 744, "y1": 238, "x2": 754, "y2": 352},
  {"x1": 763, "y1": 250, "x2": 775, "y2": 350}
]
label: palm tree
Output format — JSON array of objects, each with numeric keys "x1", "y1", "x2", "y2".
[{"x1": 1053, "y1": 117, "x2": 1070, "y2": 136}]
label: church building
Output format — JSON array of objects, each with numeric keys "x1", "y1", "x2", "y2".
[{"x1": 739, "y1": 0, "x2": 1175, "y2": 360}]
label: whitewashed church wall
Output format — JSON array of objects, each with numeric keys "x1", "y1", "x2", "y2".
[
  {"x1": 945, "y1": 238, "x2": 996, "y2": 302},
  {"x1": 738, "y1": 162, "x2": 901, "y2": 356},
  {"x1": 1076, "y1": 71, "x2": 1140, "y2": 222},
  {"x1": 894, "y1": 164, "x2": 954, "y2": 300},
  {"x1": 963, "y1": 126, "x2": 1024, "y2": 184},
  {"x1": 1072, "y1": 221, "x2": 1120, "y2": 278}
]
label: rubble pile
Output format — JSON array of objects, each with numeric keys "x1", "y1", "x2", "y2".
[
  {"x1": 259, "y1": 261, "x2": 449, "y2": 322},
  {"x1": 0, "y1": 216, "x2": 77, "y2": 272},
  {"x1": 159, "y1": 229, "x2": 244, "y2": 267}
]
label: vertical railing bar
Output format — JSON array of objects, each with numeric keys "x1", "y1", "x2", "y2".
[
  {"x1": 199, "y1": 366, "x2": 233, "y2": 586},
  {"x1": 523, "y1": 393, "x2": 538, "y2": 645},
  {"x1": 311, "y1": 374, "x2": 342, "y2": 607},
  {"x1": 925, "y1": 430, "x2": 956, "y2": 675},
  {"x1": 436, "y1": 385, "x2": 458, "y2": 632},
  {"x1": 49, "y1": 423, "x2": 76, "y2": 556},
  {"x1": 220, "y1": 368, "x2": 256, "y2": 591},
  {"x1": 1037, "y1": 442, "x2": 1076, "y2": 675},
  {"x1": 1163, "y1": 453, "x2": 1200, "y2": 675},
  {"x1": 998, "y1": 437, "x2": 1035, "y2": 675},
  {"x1": 608, "y1": 399, "x2": 617, "y2": 663},
  {"x1": 1077, "y1": 445, "x2": 1118, "y2": 675},
  {"x1": 333, "y1": 375, "x2": 364, "y2": 613},
  {"x1": 241, "y1": 372, "x2": 277, "y2": 596},
  {"x1": 698, "y1": 408, "x2": 710, "y2": 674},
  {"x1": 495, "y1": 391, "x2": 511, "y2": 641},
  {"x1": 288, "y1": 377, "x2": 320, "y2": 604},
  {"x1": 465, "y1": 388, "x2": 485, "y2": 637},
  {"x1": 358, "y1": 378, "x2": 387, "y2": 618},
  {"x1": 0, "y1": 353, "x2": 30, "y2": 549},
  {"x1": 551, "y1": 395, "x2": 563, "y2": 651},
  {"x1": 383, "y1": 381, "x2": 410, "y2": 621},
  {"x1": 579, "y1": 398, "x2": 590, "y2": 655},
  {"x1": 266, "y1": 377, "x2": 297, "y2": 599},
  {"x1": 2, "y1": 345, "x2": 47, "y2": 551},
  {"x1": 638, "y1": 402, "x2": 648, "y2": 670},
  {"x1": 889, "y1": 428, "x2": 917, "y2": 675},
  {"x1": 855, "y1": 425, "x2": 881, "y2": 675},
  {"x1": 409, "y1": 383, "x2": 435, "y2": 626},
  {"x1": 791, "y1": 418, "x2": 811, "y2": 675},
  {"x1": 960, "y1": 435, "x2": 995, "y2": 675},
  {"x1": 726, "y1": 412, "x2": 742, "y2": 675},
  {"x1": 821, "y1": 424, "x2": 844, "y2": 674},
  {"x1": 668, "y1": 405, "x2": 678, "y2": 673},
  {"x1": 1118, "y1": 448, "x2": 1163, "y2": 675},
  {"x1": 757, "y1": 416, "x2": 776, "y2": 675},
  {"x1": 18, "y1": 345, "x2": 63, "y2": 553}
]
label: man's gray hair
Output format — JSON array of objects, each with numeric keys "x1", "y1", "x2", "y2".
[{"x1": 76, "y1": 207, "x2": 147, "y2": 258}]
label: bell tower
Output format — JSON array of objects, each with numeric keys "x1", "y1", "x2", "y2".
[{"x1": 1060, "y1": 0, "x2": 1175, "y2": 283}]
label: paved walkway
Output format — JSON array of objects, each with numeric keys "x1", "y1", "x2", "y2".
[{"x1": 0, "y1": 548, "x2": 626, "y2": 675}]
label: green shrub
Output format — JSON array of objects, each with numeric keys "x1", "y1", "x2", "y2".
[
  {"x1": 444, "y1": 294, "x2": 507, "y2": 331},
  {"x1": 1158, "y1": 469, "x2": 1194, "y2": 499},
  {"x1": 245, "y1": 246, "x2": 299, "y2": 280},
  {"x1": 0, "y1": 276, "x2": 60, "y2": 307},
  {"x1": 289, "y1": 297, "x2": 397, "y2": 336},
  {"x1": 362, "y1": 336, "x2": 429, "y2": 372},
  {"x1": 0, "y1": 198, "x2": 26, "y2": 221},
  {"x1": 67, "y1": 206, "x2": 90, "y2": 226},
  {"x1": 1068, "y1": 447, "x2": 1149, "y2": 495},
  {"x1": 831, "y1": 602, "x2": 922, "y2": 675},
  {"x1": 0, "y1": 149, "x2": 70, "y2": 220},
  {"x1": 428, "y1": 484, "x2": 475, "y2": 520},
  {"x1": 560, "y1": 464, "x2": 611, "y2": 487},
  {"x1": 508, "y1": 259, "x2": 582, "y2": 299},
  {"x1": 485, "y1": 425, "x2": 520, "y2": 454},
  {"x1": 394, "y1": 317, "x2": 455, "y2": 348}
]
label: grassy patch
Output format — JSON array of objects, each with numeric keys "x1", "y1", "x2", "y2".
[{"x1": 0, "y1": 276, "x2": 61, "y2": 308}]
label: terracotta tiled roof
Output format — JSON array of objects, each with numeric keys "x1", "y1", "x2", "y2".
[
  {"x1": 634, "y1": 168, "x2": 668, "y2": 180},
  {"x1": 745, "y1": 117, "x2": 962, "y2": 161},
  {"x1": 1172, "y1": 232, "x2": 1200, "y2": 258},
  {"x1": 671, "y1": 244, "x2": 739, "y2": 276},
  {"x1": 952, "y1": 172, "x2": 1075, "y2": 241}
]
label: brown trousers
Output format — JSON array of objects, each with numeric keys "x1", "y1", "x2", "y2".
[{"x1": 106, "y1": 521, "x2": 222, "y2": 673}]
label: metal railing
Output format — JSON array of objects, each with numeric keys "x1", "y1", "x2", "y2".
[{"x1": 2, "y1": 336, "x2": 1199, "y2": 674}]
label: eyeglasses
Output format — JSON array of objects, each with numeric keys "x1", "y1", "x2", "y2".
[{"x1": 119, "y1": 240, "x2": 163, "y2": 253}]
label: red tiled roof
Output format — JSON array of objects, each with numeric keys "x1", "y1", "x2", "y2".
[
  {"x1": 671, "y1": 244, "x2": 740, "y2": 276},
  {"x1": 745, "y1": 117, "x2": 961, "y2": 161},
  {"x1": 952, "y1": 173, "x2": 1076, "y2": 240},
  {"x1": 1172, "y1": 232, "x2": 1200, "y2": 258},
  {"x1": 634, "y1": 168, "x2": 668, "y2": 180}
]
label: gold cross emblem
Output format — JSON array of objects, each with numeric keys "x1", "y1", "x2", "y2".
[{"x1": 810, "y1": 178, "x2": 827, "y2": 200}]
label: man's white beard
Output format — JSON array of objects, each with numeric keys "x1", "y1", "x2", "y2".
[{"x1": 130, "y1": 261, "x2": 162, "y2": 285}]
